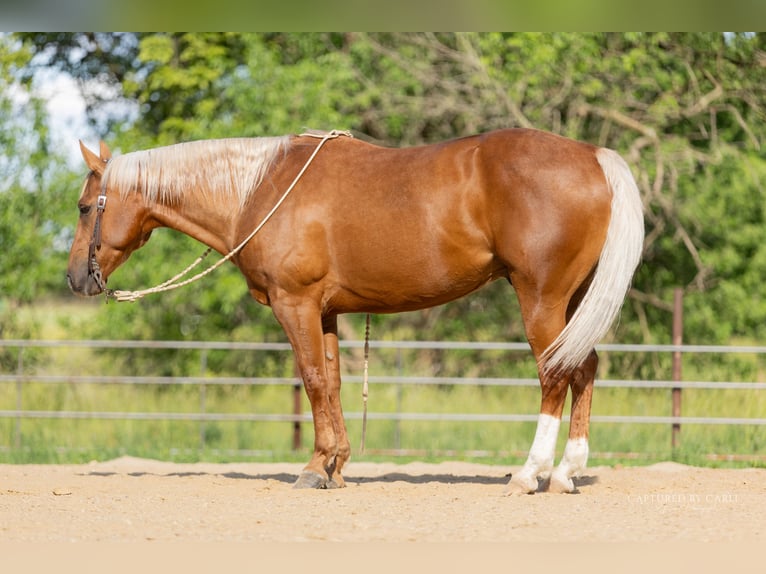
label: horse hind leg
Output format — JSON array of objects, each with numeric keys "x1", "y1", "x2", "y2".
[
  {"x1": 549, "y1": 350, "x2": 597, "y2": 493},
  {"x1": 510, "y1": 354, "x2": 596, "y2": 495},
  {"x1": 505, "y1": 285, "x2": 571, "y2": 495},
  {"x1": 506, "y1": 373, "x2": 570, "y2": 494},
  {"x1": 547, "y1": 277, "x2": 599, "y2": 493}
]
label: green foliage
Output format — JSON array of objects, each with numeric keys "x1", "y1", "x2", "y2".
[
  {"x1": 6, "y1": 32, "x2": 766, "y2": 383},
  {"x1": 0, "y1": 36, "x2": 78, "y2": 346}
]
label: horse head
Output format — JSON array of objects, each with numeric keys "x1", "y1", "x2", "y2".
[{"x1": 67, "y1": 141, "x2": 154, "y2": 297}]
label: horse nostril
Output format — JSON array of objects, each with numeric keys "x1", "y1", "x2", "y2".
[
  {"x1": 66, "y1": 270, "x2": 91, "y2": 295},
  {"x1": 67, "y1": 273, "x2": 84, "y2": 295}
]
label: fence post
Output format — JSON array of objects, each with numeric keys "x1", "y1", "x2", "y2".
[
  {"x1": 199, "y1": 349, "x2": 208, "y2": 450},
  {"x1": 15, "y1": 347, "x2": 23, "y2": 449},
  {"x1": 672, "y1": 288, "x2": 683, "y2": 449}
]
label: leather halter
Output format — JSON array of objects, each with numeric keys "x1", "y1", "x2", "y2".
[{"x1": 87, "y1": 188, "x2": 109, "y2": 294}]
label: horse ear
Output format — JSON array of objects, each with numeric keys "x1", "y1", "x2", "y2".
[
  {"x1": 99, "y1": 140, "x2": 112, "y2": 162},
  {"x1": 80, "y1": 140, "x2": 107, "y2": 175}
]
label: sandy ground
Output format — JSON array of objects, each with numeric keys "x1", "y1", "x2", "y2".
[{"x1": 2, "y1": 457, "x2": 764, "y2": 571}]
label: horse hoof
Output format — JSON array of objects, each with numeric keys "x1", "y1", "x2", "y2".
[
  {"x1": 293, "y1": 471, "x2": 327, "y2": 489},
  {"x1": 549, "y1": 473, "x2": 576, "y2": 494},
  {"x1": 504, "y1": 475, "x2": 538, "y2": 496},
  {"x1": 325, "y1": 476, "x2": 346, "y2": 489}
]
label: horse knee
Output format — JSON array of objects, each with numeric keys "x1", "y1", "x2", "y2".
[{"x1": 299, "y1": 366, "x2": 326, "y2": 396}]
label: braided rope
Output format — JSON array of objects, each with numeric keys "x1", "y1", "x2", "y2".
[
  {"x1": 360, "y1": 312, "x2": 371, "y2": 452},
  {"x1": 108, "y1": 130, "x2": 352, "y2": 303}
]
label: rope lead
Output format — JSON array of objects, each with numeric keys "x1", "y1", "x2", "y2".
[
  {"x1": 360, "y1": 313, "x2": 371, "y2": 453},
  {"x1": 105, "y1": 130, "x2": 352, "y2": 303}
]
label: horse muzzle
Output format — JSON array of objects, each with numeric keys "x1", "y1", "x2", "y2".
[{"x1": 66, "y1": 263, "x2": 106, "y2": 297}]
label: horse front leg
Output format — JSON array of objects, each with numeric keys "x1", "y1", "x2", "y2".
[
  {"x1": 272, "y1": 299, "x2": 340, "y2": 489},
  {"x1": 322, "y1": 315, "x2": 350, "y2": 489}
]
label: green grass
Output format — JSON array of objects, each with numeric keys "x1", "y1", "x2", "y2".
[
  {"x1": 4, "y1": 376, "x2": 765, "y2": 467},
  {"x1": 2, "y1": 299, "x2": 765, "y2": 468}
]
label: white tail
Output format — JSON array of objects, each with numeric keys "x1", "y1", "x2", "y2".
[{"x1": 541, "y1": 148, "x2": 644, "y2": 374}]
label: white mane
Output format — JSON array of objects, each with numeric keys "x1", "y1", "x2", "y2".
[{"x1": 103, "y1": 136, "x2": 291, "y2": 209}]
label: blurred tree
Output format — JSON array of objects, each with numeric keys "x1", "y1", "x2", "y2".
[
  {"x1": 15, "y1": 32, "x2": 141, "y2": 134},
  {"x1": 0, "y1": 34, "x2": 80, "y2": 374},
  {"x1": 322, "y1": 33, "x2": 766, "y2": 378},
  {"x1": 11, "y1": 32, "x2": 766, "y2": 380}
]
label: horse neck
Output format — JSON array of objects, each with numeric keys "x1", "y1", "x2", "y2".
[{"x1": 148, "y1": 193, "x2": 239, "y2": 256}]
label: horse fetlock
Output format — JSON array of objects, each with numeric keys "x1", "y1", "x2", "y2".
[{"x1": 334, "y1": 443, "x2": 351, "y2": 465}]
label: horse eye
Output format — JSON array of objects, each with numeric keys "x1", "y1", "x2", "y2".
[{"x1": 79, "y1": 204, "x2": 91, "y2": 216}]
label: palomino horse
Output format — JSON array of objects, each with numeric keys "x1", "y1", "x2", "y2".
[{"x1": 68, "y1": 129, "x2": 644, "y2": 493}]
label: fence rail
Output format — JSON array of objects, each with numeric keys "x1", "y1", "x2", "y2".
[{"x1": 2, "y1": 338, "x2": 766, "y2": 458}]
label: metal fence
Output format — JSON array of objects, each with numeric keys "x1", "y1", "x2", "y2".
[{"x1": 2, "y1": 338, "x2": 766, "y2": 459}]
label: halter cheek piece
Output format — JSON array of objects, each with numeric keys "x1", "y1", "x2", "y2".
[{"x1": 87, "y1": 191, "x2": 108, "y2": 293}]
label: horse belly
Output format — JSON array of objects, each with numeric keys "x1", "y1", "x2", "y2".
[{"x1": 327, "y1": 233, "x2": 502, "y2": 314}]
